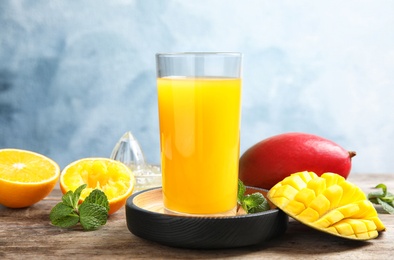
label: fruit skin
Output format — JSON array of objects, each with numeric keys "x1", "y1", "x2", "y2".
[
  {"x1": 239, "y1": 132, "x2": 356, "y2": 190},
  {"x1": 60, "y1": 158, "x2": 135, "y2": 215},
  {"x1": 0, "y1": 177, "x2": 59, "y2": 208},
  {"x1": 0, "y1": 149, "x2": 60, "y2": 208}
]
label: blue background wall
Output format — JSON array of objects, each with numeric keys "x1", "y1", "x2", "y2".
[{"x1": 1, "y1": 0, "x2": 393, "y2": 174}]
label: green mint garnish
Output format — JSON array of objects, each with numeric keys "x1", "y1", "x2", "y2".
[
  {"x1": 50, "y1": 184, "x2": 109, "y2": 230},
  {"x1": 238, "y1": 180, "x2": 270, "y2": 214},
  {"x1": 368, "y1": 183, "x2": 394, "y2": 214}
]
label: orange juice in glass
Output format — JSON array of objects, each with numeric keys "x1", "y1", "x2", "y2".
[{"x1": 156, "y1": 53, "x2": 242, "y2": 215}]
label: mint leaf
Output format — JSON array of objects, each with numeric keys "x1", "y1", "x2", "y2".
[
  {"x1": 61, "y1": 191, "x2": 76, "y2": 208},
  {"x1": 62, "y1": 184, "x2": 87, "y2": 208},
  {"x1": 78, "y1": 188, "x2": 110, "y2": 230},
  {"x1": 368, "y1": 183, "x2": 394, "y2": 214},
  {"x1": 49, "y1": 203, "x2": 80, "y2": 228},
  {"x1": 79, "y1": 203, "x2": 108, "y2": 230},
  {"x1": 242, "y1": 192, "x2": 270, "y2": 213},
  {"x1": 368, "y1": 197, "x2": 379, "y2": 204},
  {"x1": 375, "y1": 184, "x2": 387, "y2": 194},
  {"x1": 368, "y1": 184, "x2": 386, "y2": 199},
  {"x1": 50, "y1": 184, "x2": 109, "y2": 230},
  {"x1": 237, "y1": 180, "x2": 246, "y2": 205},
  {"x1": 237, "y1": 180, "x2": 270, "y2": 214},
  {"x1": 377, "y1": 198, "x2": 394, "y2": 214},
  {"x1": 84, "y1": 189, "x2": 110, "y2": 213}
]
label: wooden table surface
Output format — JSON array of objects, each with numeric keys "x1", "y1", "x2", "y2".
[{"x1": 1, "y1": 173, "x2": 393, "y2": 260}]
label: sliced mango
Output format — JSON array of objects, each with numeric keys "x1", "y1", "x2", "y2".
[{"x1": 267, "y1": 171, "x2": 386, "y2": 240}]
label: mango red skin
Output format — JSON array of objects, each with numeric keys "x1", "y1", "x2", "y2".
[{"x1": 239, "y1": 132, "x2": 354, "y2": 190}]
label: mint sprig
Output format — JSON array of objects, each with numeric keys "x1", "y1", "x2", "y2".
[
  {"x1": 50, "y1": 184, "x2": 110, "y2": 230},
  {"x1": 238, "y1": 180, "x2": 270, "y2": 214},
  {"x1": 368, "y1": 183, "x2": 394, "y2": 214}
]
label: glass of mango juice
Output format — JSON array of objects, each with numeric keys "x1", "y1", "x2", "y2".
[{"x1": 156, "y1": 52, "x2": 242, "y2": 215}]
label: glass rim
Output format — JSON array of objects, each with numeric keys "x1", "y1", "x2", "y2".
[{"x1": 156, "y1": 52, "x2": 242, "y2": 57}]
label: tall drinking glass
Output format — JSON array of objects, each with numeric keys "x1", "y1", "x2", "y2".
[{"x1": 156, "y1": 52, "x2": 242, "y2": 215}]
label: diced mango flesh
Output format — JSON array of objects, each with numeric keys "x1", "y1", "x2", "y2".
[
  {"x1": 294, "y1": 188, "x2": 316, "y2": 207},
  {"x1": 309, "y1": 194, "x2": 331, "y2": 217},
  {"x1": 321, "y1": 172, "x2": 345, "y2": 187},
  {"x1": 323, "y1": 184, "x2": 343, "y2": 209},
  {"x1": 281, "y1": 174, "x2": 308, "y2": 191},
  {"x1": 314, "y1": 210, "x2": 344, "y2": 228},
  {"x1": 298, "y1": 207, "x2": 320, "y2": 222},
  {"x1": 267, "y1": 171, "x2": 386, "y2": 240},
  {"x1": 284, "y1": 199, "x2": 306, "y2": 215},
  {"x1": 307, "y1": 178, "x2": 327, "y2": 196},
  {"x1": 338, "y1": 203, "x2": 360, "y2": 218},
  {"x1": 270, "y1": 185, "x2": 298, "y2": 207}
]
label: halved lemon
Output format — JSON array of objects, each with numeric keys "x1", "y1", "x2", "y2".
[
  {"x1": 0, "y1": 148, "x2": 60, "y2": 208},
  {"x1": 60, "y1": 158, "x2": 135, "y2": 214}
]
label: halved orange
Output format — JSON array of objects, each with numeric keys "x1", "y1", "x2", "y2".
[
  {"x1": 0, "y1": 148, "x2": 60, "y2": 208},
  {"x1": 60, "y1": 158, "x2": 135, "y2": 214}
]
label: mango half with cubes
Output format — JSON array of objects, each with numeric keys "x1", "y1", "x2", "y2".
[{"x1": 267, "y1": 171, "x2": 385, "y2": 240}]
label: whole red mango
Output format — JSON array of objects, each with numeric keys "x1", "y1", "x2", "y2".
[{"x1": 239, "y1": 132, "x2": 356, "y2": 190}]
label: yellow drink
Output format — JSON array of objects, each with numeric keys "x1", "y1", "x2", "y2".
[{"x1": 157, "y1": 77, "x2": 241, "y2": 214}]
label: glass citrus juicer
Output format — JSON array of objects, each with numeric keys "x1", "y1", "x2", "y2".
[{"x1": 111, "y1": 131, "x2": 161, "y2": 193}]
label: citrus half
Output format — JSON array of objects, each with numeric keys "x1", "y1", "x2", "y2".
[
  {"x1": 60, "y1": 158, "x2": 135, "y2": 214},
  {"x1": 0, "y1": 148, "x2": 60, "y2": 208}
]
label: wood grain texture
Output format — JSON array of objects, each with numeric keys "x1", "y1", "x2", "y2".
[{"x1": 1, "y1": 173, "x2": 393, "y2": 259}]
